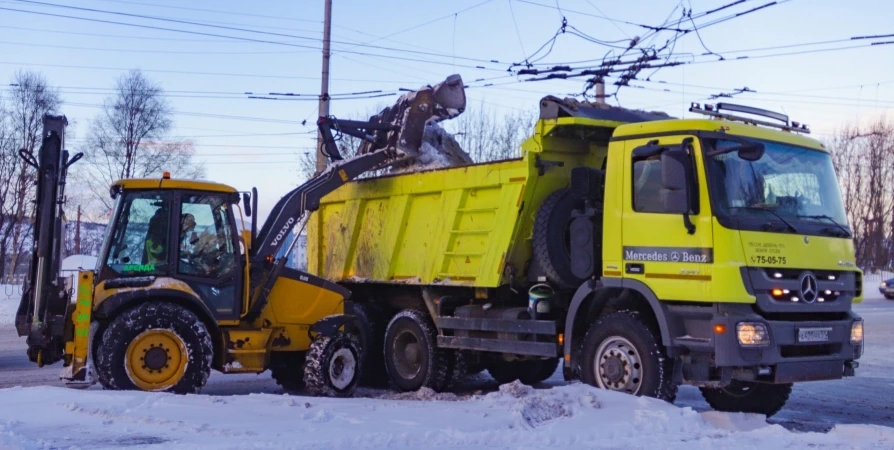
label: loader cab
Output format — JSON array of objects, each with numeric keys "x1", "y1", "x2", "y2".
[{"x1": 97, "y1": 176, "x2": 246, "y2": 319}]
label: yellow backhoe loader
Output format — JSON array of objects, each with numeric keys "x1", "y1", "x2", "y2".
[{"x1": 14, "y1": 75, "x2": 467, "y2": 396}]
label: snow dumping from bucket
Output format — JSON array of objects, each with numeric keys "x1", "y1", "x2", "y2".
[{"x1": 387, "y1": 122, "x2": 473, "y2": 174}]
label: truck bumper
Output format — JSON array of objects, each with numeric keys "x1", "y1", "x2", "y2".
[{"x1": 671, "y1": 305, "x2": 863, "y2": 385}]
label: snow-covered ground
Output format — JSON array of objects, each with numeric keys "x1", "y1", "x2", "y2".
[
  {"x1": 1, "y1": 381, "x2": 893, "y2": 449},
  {"x1": 0, "y1": 285, "x2": 893, "y2": 449}
]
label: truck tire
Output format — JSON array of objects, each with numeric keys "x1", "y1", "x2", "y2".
[
  {"x1": 95, "y1": 302, "x2": 213, "y2": 394},
  {"x1": 352, "y1": 303, "x2": 390, "y2": 387},
  {"x1": 533, "y1": 188, "x2": 586, "y2": 289},
  {"x1": 699, "y1": 381, "x2": 792, "y2": 417},
  {"x1": 487, "y1": 358, "x2": 560, "y2": 385},
  {"x1": 383, "y1": 309, "x2": 451, "y2": 392},
  {"x1": 270, "y1": 352, "x2": 306, "y2": 393},
  {"x1": 885, "y1": 294, "x2": 894, "y2": 300},
  {"x1": 580, "y1": 311, "x2": 677, "y2": 402},
  {"x1": 303, "y1": 331, "x2": 362, "y2": 397}
]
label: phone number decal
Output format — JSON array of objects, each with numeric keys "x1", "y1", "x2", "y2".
[{"x1": 751, "y1": 255, "x2": 787, "y2": 265}]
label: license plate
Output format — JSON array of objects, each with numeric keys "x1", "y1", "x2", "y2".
[{"x1": 798, "y1": 327, "x2": 832, "y2": 343}]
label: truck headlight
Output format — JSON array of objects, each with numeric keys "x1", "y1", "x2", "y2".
[
  {"x1": 851, "y1": 320, "x2": 864, "y2": 344},
  {"x1": 737, "y1": 322, "x2": 770, "y2": 346},
  {"x1": 882, "y1": 281, "x2": 887, "y2": 288}
]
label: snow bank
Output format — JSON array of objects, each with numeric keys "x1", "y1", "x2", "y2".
[
  {"x1": 0, "y1": 381, "x2": 892, "y2": 449},
  {"x1": 0, "y1": 285, "x2": 22, "y2": 325}
]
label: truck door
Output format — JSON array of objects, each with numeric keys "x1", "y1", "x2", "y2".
[
  {"x1": 176, "y1": 192, "x2": 243, "y2": 319},
  {"x1": 620, "y1": 136, "x2": 714, "y2": 302}
]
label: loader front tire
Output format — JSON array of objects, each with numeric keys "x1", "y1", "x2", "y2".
[
  {"x1": 303, "y1": 332, "x2": 362, "y2": 397},
  {"x1": 95, "y1": 302, "x2": 213, "y2": 394}
]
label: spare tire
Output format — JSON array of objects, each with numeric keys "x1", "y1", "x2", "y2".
[{"x1": 533, "y1": 188, "x2": 586, "y2": 288}]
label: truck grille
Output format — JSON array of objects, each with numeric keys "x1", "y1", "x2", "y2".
[{"x1": 743, "y1": 267, "x2": 858, "y2": 314}]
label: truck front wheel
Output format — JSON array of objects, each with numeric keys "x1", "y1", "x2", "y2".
[
  {"x1": 580, "y1": 311, "x2": 677, "y2": 402},
  {"x1": 383, "y1": 309, "x2": 451, "y2": 392},
  {"x1": 95, "y1": 302, "x2": 213, "y2": 394},
  {"x1": 699, "y1": 381, "x2": 792, "y2": 417}
]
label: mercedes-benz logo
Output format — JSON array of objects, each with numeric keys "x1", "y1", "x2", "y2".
[
  {"x1": 799, "y1": 272, "x2": 818, "y2": 303},
  {"x1": 670, "y1": 252, "x2": 680, "y2": 262}
]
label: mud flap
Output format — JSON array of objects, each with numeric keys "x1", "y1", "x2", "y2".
[{"x1": 309, "y1": 314, "x2": 358, "y2": 339}]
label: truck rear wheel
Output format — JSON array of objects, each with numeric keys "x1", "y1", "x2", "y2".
[
  {"x1": 303, "y1": 332, "x2": 362, "y2": 397},
  {"x1": 383, "y1": 309, "x2": 451, "y2": 392},
  {"x1": 580, "y1": 311, "x2": 677, "y2": 402},
  {"x1": 488, "y1": 358, "x2": 559, "y2": 385},
  {"x1": 700, "y1": 381, "x2": 792, "y2": 417},
  {"x1": 95, "y1": 302, "x2": 213, "y2": 394},
  {"x1": 533, "y1": 188, "x2": 587, "y2": 289}
]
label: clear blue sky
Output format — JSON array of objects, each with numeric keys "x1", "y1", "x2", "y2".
[{"x1": 1, "y1": 0, "x2": 891, "y2": 222}]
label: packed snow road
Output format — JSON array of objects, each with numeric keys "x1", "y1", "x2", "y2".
[{"x1": 0, "y1": 290, "x2": 892, "y2": 448}]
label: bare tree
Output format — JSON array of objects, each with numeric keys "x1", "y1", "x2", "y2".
[
  {"x1": 445, "y1": 101, "x2": 536, "y2": 163},
  {"x1": 825, "y1": 117, "x2": 894, "y2": 272},
  {"x1": 77, "y1": 69, "x2": 205, "y2": 216},
  {"x1": 1, "y1": 70, "x2": 62, "y2": 281}
]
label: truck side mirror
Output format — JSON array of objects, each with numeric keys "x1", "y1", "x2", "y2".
[{"x1": 660, "y1": 148, "x2": 692, "y2": 214}]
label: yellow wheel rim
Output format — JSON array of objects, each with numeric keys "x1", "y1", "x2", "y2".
[{"x1": 125, "y1": 329, "x2": 188, "y2": 391}]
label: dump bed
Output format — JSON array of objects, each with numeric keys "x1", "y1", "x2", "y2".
[{"x1": 307, "y1": 98, "x2": 669, "y2": 287}]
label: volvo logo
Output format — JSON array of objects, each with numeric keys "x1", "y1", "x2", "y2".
[{"x1": 799, "y1": 272, "x2": 818, "y2": 303}]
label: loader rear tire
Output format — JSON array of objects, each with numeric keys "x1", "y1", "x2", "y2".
[
  {"x1": 352, "y1": 302, "x2": 390, "y2": 387},
  {"x1": 384, "y1": 309, "x2": 451, "y2": 392},
  {"x1": 533, "y1": 188, "x2": 586, "y2": 289},
  {"x1": 95, "y1": 302, "x2": 213, "y2": 394}
]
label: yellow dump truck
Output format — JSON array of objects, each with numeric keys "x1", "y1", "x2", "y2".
[{"x1": 308, "y1": 98, "x2": 864, "y2": 417}]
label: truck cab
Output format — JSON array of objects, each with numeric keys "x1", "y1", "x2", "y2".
[{"x1": 587, "y1": 104, "x2": 863, "y2": 411}]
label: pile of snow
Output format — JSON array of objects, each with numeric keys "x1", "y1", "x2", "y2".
[
  {"x1": 0, "y1": 381, "x2": 892, "y2": 449},
  {"x1": 0, "y1": 285, "x2": 22, "y2": 325},
  {"x1": 389, "y1": 122, "x2": 473, "y2": 174}
]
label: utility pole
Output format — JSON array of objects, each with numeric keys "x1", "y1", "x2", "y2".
[
  {"x1": 595, "y1": 77, "x2": 606, "y2": 105},
  {"x1": 315, "y1": 0, "x2": 333, "y2": 174},
  {"x1": 74, "y1": 205, "x2": 81, "y2": 254}
]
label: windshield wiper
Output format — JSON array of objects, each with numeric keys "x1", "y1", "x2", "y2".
[
  {"x1": 798, "y1": 214, "x2": 852, "y2": 238},
  {"x1": 737, "y1": 206, "x2": 800, "y2": 234}
]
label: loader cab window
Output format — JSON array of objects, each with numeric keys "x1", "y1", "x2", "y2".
[
  {"x1": 104, "y1": 191, "x2": 171, "y2": 275},
  {"x1": 178, "y1": 194, "x2": 237, "y2": 279}
]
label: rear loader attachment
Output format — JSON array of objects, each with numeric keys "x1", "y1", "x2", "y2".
[{"x1": 15, "y1": 115, "x2": 83, "y2": 367}]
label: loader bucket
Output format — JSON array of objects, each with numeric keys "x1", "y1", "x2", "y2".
[{"x1": 357, "y1": 74, "x2": 466, "y2": 157}]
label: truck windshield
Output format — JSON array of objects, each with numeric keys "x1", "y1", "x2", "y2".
[{"x1": 702, "y1": 137, "x2": 850, "y2": 236}]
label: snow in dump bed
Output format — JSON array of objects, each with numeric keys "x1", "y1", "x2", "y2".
[{"x1": 0, "y1": 381, "x2": 893, "y2": 449}]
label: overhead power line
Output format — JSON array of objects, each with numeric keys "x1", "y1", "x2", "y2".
[{"x1": 11, "y1": 0, "x2": 504, "y2": 66}]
